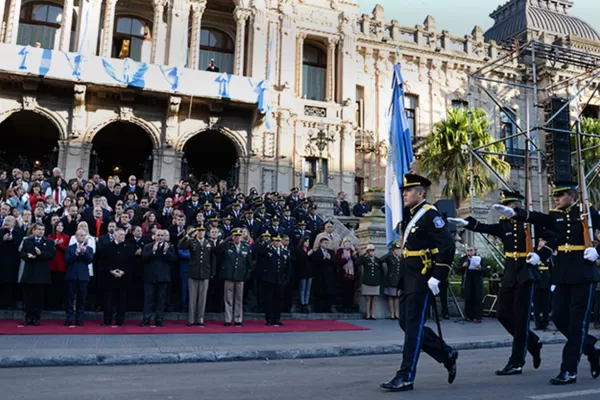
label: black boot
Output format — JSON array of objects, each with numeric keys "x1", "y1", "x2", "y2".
[
  {"x1": 444, "y1": 349, "x2": 458, "y2": 384},
  {"x1": 380, "y1": 376, "x2": 414, "y2": 392},
  {"x1": 532, "y1": 342, "x2": 542, "y2": 369},
  {"x1": 495, "y1": 364, "x2": 523, "y2": 376},
  {"x1": 549, "y1": 371, "x2": 577, "y2": 385},
  {"x1": 139, "y1": 319, "x2": 150, "y2": 327}
]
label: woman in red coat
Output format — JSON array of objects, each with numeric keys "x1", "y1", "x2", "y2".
[{"x1": 48, "y1": 221, "x2": 70, "y2": 310}]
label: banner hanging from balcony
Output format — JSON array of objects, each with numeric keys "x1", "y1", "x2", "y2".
[{"x1": 0, "y1": 44, "x2": 262, "y2": 106}]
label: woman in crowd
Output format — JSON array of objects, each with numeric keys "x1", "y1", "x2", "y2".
[
  {"x1": 381, "y1": 243, "x2": 402, "y2": 320},
  {"x1": 336, "y1": 238, "x2": 358, "y2": 313},
  {"x1": 27, "y1": 182, "x2": 45, "y2": 211},
  {"x1": 66, "y1": 180, "x2": 81, "y2": 198},
  {"x1": 45, "y1": 177, "x2": 67, "y2": 206},
  {"x1": 142, "y1": 212, "x2": 161, "y2": 237},
  {"x1": 123, "y1": 191, "x2": 138, "y2": 210},
  {"x1": 59, "y1": 197, "x2": 74, "y2": 217},
  {"x1": 294, "y1": 236, "x2": 314, "y2": 313},
  {"x1": 48, "y1": 221, "x2": 69, "y2": 310},
  {"x1": 7, "y1": 186, "x2": 30, "y2": 213},
  {"x1": 357, "y1": 244, "x2": 384, "y2": 320}
]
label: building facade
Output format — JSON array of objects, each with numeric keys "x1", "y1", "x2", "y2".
[{"x1": 0, "y1": 0, "x2": 599, "y2": 209}]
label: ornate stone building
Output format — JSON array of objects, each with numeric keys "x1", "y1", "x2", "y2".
[{"x1": 0, "y1": 0, "x2": 598, "y2": 207}]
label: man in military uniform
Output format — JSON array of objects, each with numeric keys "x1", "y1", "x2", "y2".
[
  {"x1": 449, "y1": 190, "x2": 550, "y2": 375},
  {"x1": 287, "y1": 187, "x2": 302, "y2": 211},
  {"x1": 493, "y1": 181, "x2": 600, "y2": 385},
  {"x1": 279, "y1": 206, "x2": 296, "y2": 237},
  {"x1": 216, "y1": 229, "x2": 253, "y2": 327},
  {"x1": 267, "y1": 216, "x2": 286, "y2": 238},
  {"x1": 228, "y1": 201, "x2": 244, "y2": 227},
  {"x1": 294, "y1": 199, "x2": 311, "y2": 222},
  {"x1": 381, "y1": 173, "x2": 457, "y2": 392},
  {"x1": 256, "y1": 235, "x2": 290, "y2": 326},
  {"x1": 533, "y1": 239, "x2": 553, "y2": 331},
  {"x1": 243, "y1": 210, "x2": 262, "y2": 240},
  {"x1": 292, "y1": 221, "x2": 311, "y2": 248}
]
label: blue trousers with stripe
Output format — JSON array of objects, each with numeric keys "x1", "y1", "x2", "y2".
[
  {"x1": 496, "y1": 281, "x2": 541, "y2": 367},
  {"x1": 396, "y1": 291, "x2": 453, "y2": 382},
  {"x1": 552, "y1": 283, "x2": 597, "y2": 374}
]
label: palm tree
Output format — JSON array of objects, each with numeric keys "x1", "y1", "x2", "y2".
[
  {"x1": 418, "y1": 107, "x2": 511, "y2": 207},
  {"x1": 575, "y1": 117, "x2": 600, "y2": 205}
]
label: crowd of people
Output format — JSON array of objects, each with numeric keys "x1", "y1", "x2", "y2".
[{"x1": 0, "y1": 166, "x2": 409, "y2": 327}]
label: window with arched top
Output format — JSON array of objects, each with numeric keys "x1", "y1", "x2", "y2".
[
  {"x1": 113, "y1": 16, "x2": 152, "y2": 62},
  {"x1": 18, "y1": 2, "x2": 76, "y2": 50},
  {"x1": 302, "y1": 44, "x2": 327, "y2": 101},
  {"x1": 194, "y1": 27, "x2": 234, "y2": 74}
]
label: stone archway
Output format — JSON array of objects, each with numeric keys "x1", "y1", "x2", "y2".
[
  {"x1": 90, "y1": 122, "x2": 154, "y2": 180},
  {"x1": 181, "y1": 130, "x2": 240, "y2": 187},
  {"x1": 0, "y1": 110, "x2": 61, "y2": 172}
]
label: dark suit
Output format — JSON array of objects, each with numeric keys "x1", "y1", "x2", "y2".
[
  {"x1": 97, "y1": 241, "x2": 136, "y2": 325},
  {"x1": 311, "y1": 248, "x2": 337, "y2": 312},
  {"x1": 64, "y1": 244, "x2": 94, "y2": 322},
  {"x1": 257, "y1": 245, "x2": 290, "y2": 324},
  {"x1": 142, "y1": 242, "x2": 177, "y2": 322},
  {"x1": 459, "y1": 255, "x2": 486, "y2": 320},
  {"x1": 0, "y1": 227, "x2": 25, "y2": 308},
  {"x1": 85, "y1": 216, "x2": 109, "y2": 238},
  {"x1": 127, "y1": 237, "x2": 147, "y2": 311},
  {"x1": 20, "y1": 236, "x2": 56, "y2": 323}
]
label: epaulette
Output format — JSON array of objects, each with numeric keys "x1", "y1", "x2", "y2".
[
  {"x1": 499, "y1": 216, "x2": 509, "y2": 220},
  {"x1": 423, "y1": 205, "x2": 433, "y2": 211},
  {"x1": 550, "y1": 209, "x2": 565, "y2": 214}
]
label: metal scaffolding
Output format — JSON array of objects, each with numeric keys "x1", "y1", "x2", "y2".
[{"x1": 464, "y1": 38, "x2": 600, "y2": 259}]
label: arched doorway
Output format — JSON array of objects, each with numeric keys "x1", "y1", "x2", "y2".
[
  {"x1": 90, "y1": 122, "x2": 153, "y2": 180},
  {"x1": 181, "y1": 130, "x2": 239, "y2": 186},
  {"x1": 0, "y1": 111, "x2": 60, "y2": 172}
]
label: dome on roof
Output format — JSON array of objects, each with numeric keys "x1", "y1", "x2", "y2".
[{"x1": 484, "y1": 0, "x2": 600, "y2": 44}]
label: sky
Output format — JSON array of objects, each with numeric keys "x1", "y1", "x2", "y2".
[{"x1": 358, "y1": 0, "x2": 600, "y2": 37}]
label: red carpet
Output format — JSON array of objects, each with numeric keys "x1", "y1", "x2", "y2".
[{"x1": 0, "y1": 320, "x2": 368, "y2": 335}]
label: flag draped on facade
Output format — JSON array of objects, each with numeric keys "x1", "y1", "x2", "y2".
[{"x1": 385, "y1": 63, "x2": 414, "y2": 246}]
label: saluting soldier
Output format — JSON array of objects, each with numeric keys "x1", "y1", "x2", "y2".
[
  {"x1": 243, "y1": 210, "x2": 263, "y2": 240},
  {"x1": 493, "y1": 181, "x2": 600, "y2": 384},
  {"x1": 382, "y1": 243, "x2": 402, "y2": 320},
  {"x1": 216, "y1": 229, "x2": 253, "y2": 327},
  {"x1": 293, "y1": 199, "x2": 311, "y2": 222},
  {"x1": 256, "y1": 235, "x2": 291, "y2": 326},
  {"x1": 178, "y1": 225, "x2": 216, "y2": 327},
  {"x1": 381, "y1": 173, "x2": 457, "y2": 392},
  {"x1": 449, "y1": 190, "x2": 551, "y2": 376},
  {"x1": 254, "y1": 203, "x2": 271, "y2": 228},
  {"x1": 287, "y1": 187, "x2": 302, "y2": 211},
  {"x1": 267, "y1": 216, "x2": 286, "y2": 238},
  {"x1": 228, "y1": 201, "x2": 244, "y2": 227}
]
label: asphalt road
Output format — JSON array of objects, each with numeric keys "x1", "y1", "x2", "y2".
[{"x1": 1, "y1": 345, "x2": 600, "y2": 400}]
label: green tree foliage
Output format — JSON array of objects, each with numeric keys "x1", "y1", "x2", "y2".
[{"x1": 419, "y1": 107, "x2": 511, "y2": 206}]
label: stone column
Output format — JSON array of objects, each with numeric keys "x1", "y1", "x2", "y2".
[
  {"x1": 188, "y1": 0, "x2": 206, "y2": 70},
  {"x1": 0, "y1": 0, "x2": 6, "y2": 42},
  {"x1": 166, "y1": 0, "x2": 190, "y2": 68},
  {"x1": 59, "y1": 0, "x2": 75, "y2": 51},
  {"x1": 151, "y1": 0, "x2": 168, "y2": 64},
  {"x1": 233, "y1": 7, "x2": 250, "y2": 75},
  {"x1": 4, "y1": 0, "x2": 22, "y2": 44},
  {"x1": 247, "y1": 7, "x2": 268, "y2": 80},
  {"x1": 326, "y1": 37, "x2": 338, "y2": 102},
  {"x1": 278, "y1": 11, "x2": 296, "y2": 109},
  {"x1": 100, "y1": 0, "x2": 118, "y2": 57},
  {"x1": 75, "y1": 0, "x2": 103, "y2": 56},
  {"x1": 295, "y1": 33, "x2": 306, "y2": 97}
]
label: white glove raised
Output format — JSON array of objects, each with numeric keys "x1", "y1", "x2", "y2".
[
  {"x1": 492, "y1": 204, "x2": 515, "y2": 218},
  {"x1": 526, "y1": 252, "x2": 541, "y2": 266},
  {"x1": 550, "y1": 285, "x2": 556, "y2": 292},
  {"x1": 428, "y1": 277, "x2": 440, "y2": 296},
  {"x1": 583, "y1": 247, "x2": 599, "y2": 262},
  {"x1": 447, "y1": 217, "x2": 469, "y2": 227}
]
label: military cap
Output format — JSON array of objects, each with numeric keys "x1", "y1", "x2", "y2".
[
  {"x1": 309, "y1": 205, "x2": 317, "y2": 210},
  {"x1": 278, "y1": 196, "x2": 285, "y2": 201},
  {"x1": 392, "y1": 242, "x2": 401, "y2": 249},
  {"x1": 291, "y1": 187, "x2": 299, "y2": 193},
  {"x1": 259, "y1": 203, "x2": 266, "y2": 208},
  {"x1": 232, "y1": 230, "x2": 243, "y2": 236},
  {"x1": 191, "y1": 191, "x2": 199, "y2": 196},
  {"x1": 203, "y1": 201, "x2": 211, "y2": 207},
  {"x1": 238, "y1": 193, "x2": 246, "y2": 199},
  {"x1": 232, "y1": 201, "x2": 241, "y2": 207},
  {"x1": 261, "y1": 232, "x2": 272, "y2": 237},
  {"x1": 209, "y1": 216, "x2": 219, "y2": 221},
  {"x1": 552, "y1": 180, "x2": 578, "y2": 194},
  {"x1": 213, "y1": 193, "x2": 221, "y2": 199},
  {"x1": 228, "y1": 187, "x2": 236, "y2": 192},
  {"x1": 271, "y1": 216, "x2": 280, "y2": 221},
  {"x1": 500, "y1": 190, "x2": 525, "y2": 204},
  {"x1": 283, "y1": 206, "x2": 291, "y2": 211},
  {"x1": 272, "y1": 235, "x2": 282, "y2": 241},
  {"x1": 297, "y1": 220, "x2": 306, "y2": 226},
  {"x1": 223, "y1": 215, "x2": 232, "y2": 220},
  {"x1": 244, "y1": 209, "x2": 253, "y2": 215},
  {"x1": 401, "y1": 173, "x2": 432, "y2": 189},
  {"x1": 195, "y1": 225, "x2": 206, "y2": 231}
]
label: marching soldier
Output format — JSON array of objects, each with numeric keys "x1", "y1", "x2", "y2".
[
  {"x1": 493, "y1": 181, "x2": 600, "y2": 385},
  {"x1": 449, "y1": 190, "x2": 550, "y2": 375},
  {"x1": 381, "y1": 173, "x2": 457, "y2": 392},
  {"x1": 256, "y1": 235, "x2": 291, "y2": 326}
]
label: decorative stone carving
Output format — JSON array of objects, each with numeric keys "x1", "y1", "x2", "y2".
[
  {"x1": 296, "y1": 10, "x2": 336, "y2": 28},
  {"x1": 74, "y1": 84, "x2": 86, "y2": 108},
  {"x1": 208, "y1": 116, "x2": 221, "y2": 130},
  {"x1": 372, "y1": 4, "x2": 385, "y2": 22},
  {"x1": 22, "y1": 95, "x2": 38, "y2": 110},
  {"x1": 424, "y1": 15, "x2": 436, "y2": 32},
  {"x1": 119, "y1": 106, "x2": 133, "y2": 121},
  {"x1": 167, "y1": 96, "x2": 181, "y2": 129}
]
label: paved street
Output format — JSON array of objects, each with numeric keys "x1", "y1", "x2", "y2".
[{"x1": 1, "y1": 345, "x2": 600, "y2": 400}]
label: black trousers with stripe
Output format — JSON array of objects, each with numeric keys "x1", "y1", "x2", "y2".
[
  {"x1": 496, "y1": 281, "x2": 541, "y2": 367},
  {"x1": 552, "y1": 283, "x2": 598, "y2": 374},
  {"x1": 396, "y1": 291, "x2": 453, "y2": 382}
]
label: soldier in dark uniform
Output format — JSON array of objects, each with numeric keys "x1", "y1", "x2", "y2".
[
  {"x1": 228, "y1": 201, "x2": 244, "y2": 227},
  {"x1": 287, "y1": 187, "x2": 302, "y2": 211},
  {"x1": 293, "y1": 199, "x2": 311, "y2": 222},
  {"x1": 305, "y1": 206, "x2": 324, "y2": 245},
  {"x1": 493, "y1": 181, "x2": 600, "y2": 384},
  {"x1": 243, "y1": 210, "x2": 263, "y2": 240},
  {"x1": 183, "y1": 192, "x2": 202, "y2": 222},
  {"x1": 381, "y1": 174, "x2": 457, "y2": 392},
  {"x1": 267, "y1": 216, "x2": 286, "y2": 238},
  {"x1": 449, "y1": 190, "x2": 550, "y2": 375},
  {"x1": 256, "y1": 235, "x2": 291, "y2": 326},
  {"x1": 292, "y1": 221, "x2": 311, "y2": 249},
  {"x1": 220, "y1": 216, "x2": 234, "y2": 238},
  {"x1": 279, "y1": 206, "x2": 296, "y2": 236}
]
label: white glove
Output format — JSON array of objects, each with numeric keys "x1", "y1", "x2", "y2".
[
  {"x1": 447, "y1": 217, "x2": 468, "y2": 227},
  {"x1": 550, "y1": 285, "x2": 556, "y2": 292},
  {"x1": 428, "y1": 277, "x2": 440, "y2": 296},
  {"x1": 584, "y1": 247, "x2": 599, "y2": 262},
  {"x1": 526, "y1": 252, "x2": 541, "y2": 266},
  {"x1": 492, "y1": 204, "x2": 515, "y2": 218}
]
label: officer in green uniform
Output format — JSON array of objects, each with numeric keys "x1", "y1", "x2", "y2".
[
  {"x1": 382, "y1": 243, "x2": 402, "y2": 320},
  {"x1": 381, "y1": 173, "x2": 457, "y2": 392}
]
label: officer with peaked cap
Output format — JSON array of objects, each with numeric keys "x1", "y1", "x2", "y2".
[
  {"x1": 381, "y1": 173, "x2": 458, "y2": 392},
  {"x1": 449, "y1": 189, "x2": 553, "y2": 376}
]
